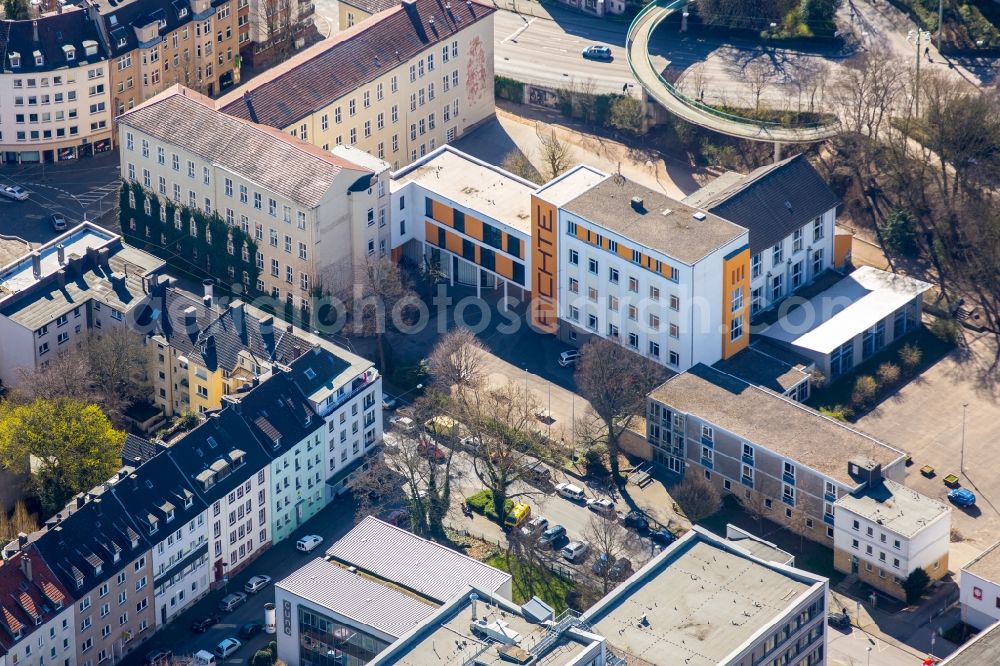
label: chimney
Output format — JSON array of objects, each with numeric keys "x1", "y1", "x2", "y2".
[
  {"x1": 202, "y1": 278, "x2": 214, "y2": 308},
  {"x1": 183, "y1": 306, "x2": 198, "y2": 333},
  {"x1": 17, "y1": 533, "x2": 27, "y2": 549},
  {"x1": 32, "y1": 20, "x2": 39, "y2": 43},
  {"x1": 630, "y1": 196, "x2": 645, "y2": 213},
  {"x1": 231, "y1": 301, "x2": 245, "y2": 333},
  {"x1": 57, "y1": 244, "x2": 65, "y2": 265},
  {"x1": 470, "y1": 593, "x2": 478, "y2": 620},
  {"x1": 57, "y1": 269, "x2": 66, "y2": 288},
  {"x1": 205, "y1": 334, "x2": 216, "y2": 352},
  {"x1": 30, "y1": 251, "x2": 41, "y2": 279},
  {"x1": 260, "y1": 315, "x2": 274, "y2": 337},
  {"x1": 286, "y1": 323, "x2": 293, "y2": 333},
  {"x1": 146, "y1": 272, "x2": 159, "y2": 294},
  {"x1": 75, "y1": 495, "x2": 86, "y2": 510},
  {"x1": 98, "y1": 247, "x2": 110, "y2": 271},
  {"x1": 20, "y1": 554, "x2": 32, "y2": 582}
]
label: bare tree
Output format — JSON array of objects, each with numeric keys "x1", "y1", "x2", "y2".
[
  {"x1": 585, "y1": 514, "x2": 633, "y2": 594},
  {"x1": 740, "y1": 488, "x2": 770, "y2": 534},
  {"x1": 574, "y1": 338, "x2": 667, "y2": 484},
  {"x1": 671, "y1": 474, "x2": 721, "y2": 523},
  {"x1": 347, "y1": 256, "x2": 419, "y2": 373},
  {"x1": 15, "y1": 351, "x2": 93, "y2": 402},
  {"x1": 87, "y1": 327, "x2": 149, "y2": 416},
  {"x1": 744, "y1": 59, "x2": 774, "y2": 116},
  {"x1": 262, "y1": 0, "x2": 296, "y2": 63},
  {"x1": 500, "y1": 150, "x2": 542, "y2": 184},
  {"x1": 427, "y1": 329, "x2": 488, "y2": 400},
  {"x1": 537, "y1": 129, "x2": 573, "y2": 181}
]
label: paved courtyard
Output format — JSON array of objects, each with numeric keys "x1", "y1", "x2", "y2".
[{"x1": 857, "y1": 331, "x2": 1000, "y2": 550}]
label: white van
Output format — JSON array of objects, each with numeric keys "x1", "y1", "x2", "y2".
[
  {"x1": 555, "y1": 482, "x2": 586, "y2": 501},
  {"x1": 193, "y1": 650, "x2": 216, "y2": 666}
]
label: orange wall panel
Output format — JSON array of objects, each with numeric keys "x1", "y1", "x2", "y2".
[
  {"x1": 444, "y1": 230, "x2": 463, "y2": 255},
  {"x1": 465, "y1": 215, "x2": 484, "y2": 241},
  {"x1": 721, "y1": 247, "x2": 750, "y2": 360},
  {"x1": 432, "y1": 200, "x2": 454, "y2": 226},
  {"x1": 495, "y1": 254, "x2": 514, "y2": 279},
  {"x1": 531, "y1": 195, "x2": 558, "y2": 333},
  {"x1": 425, "y1": 220, "x2": 438, "y2": 245}
]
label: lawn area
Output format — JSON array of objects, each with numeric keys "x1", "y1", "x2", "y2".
[
  {"x1": 807, "y1": 326, "x2": 954, "y2": 421},
  {"x1": 485, "y1": 552, "x2": 575, "y2": 613},
  {"x1": 698, "y1": 503, "x2": 845, "y2": 584}
]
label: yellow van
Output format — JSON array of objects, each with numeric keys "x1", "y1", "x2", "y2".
[
  {"x1": 425, "y1": 415, "x2": 462, "y2": 438},
  {"x1": 504, "y1": 502, "x2": 531, "y2": 528}
]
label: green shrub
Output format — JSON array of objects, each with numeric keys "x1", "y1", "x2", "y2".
[
  {"x1": 879, "y1": 208, "x2": 920, "y2": 257},
  {"x1": 819, "y1": 405, "x2": 854, "y2": 421},
  {"x1": 465, "y1": 490, "x2": 513, "y2": 523},
  {"x1": 898, "y1": 343, "x2": 923, "y2": 372},
  {"x1": 930, "y1": 317, "x2": 963, "y2": 345},
  {"x1": 903, "y1": 567, "x2": 930, "y2": 605}
]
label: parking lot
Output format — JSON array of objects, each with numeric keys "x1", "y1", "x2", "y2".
[
  {"x1": 857, "y1": 331, "x2": 1000, "y2": 549},
  {"x1": 0, "y1": 151, "x2": 121, "y2": 245}
]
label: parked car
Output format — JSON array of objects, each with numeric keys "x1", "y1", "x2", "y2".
[
  {"x1": 382, "y1": 393, "x2": 398, "y2": 410},
  {"x1": 192, "y1": 650, "x2": 216, "y2": 666},
  {"x1": 827, "y1": 610, "x2": 851, "y2": 629},
  {"x1": 623, "y1": 510, "x2": 649, "y2": 531},
  {"x1": 610, "y1": 557, "x2": 633, "y2": 580},
  {"x1": 213, "y1": 638, "x2": 242, "y2": 658},
  {"x1": 389, "y1": 415, "x2": 414, "y2": 430},
  {"x1": 460, "y1": 436, "x2": 483, "y2": 450},
  {"x1": 581, "y1": 45, "x2": 613, "y2": 61},
  {"x1": 239, "y1": 622, "x2": 263, "y2": 639},
  {"x1": 592, "y1": 552, "x2": 613, "y2": 575},
  {"x1": 586, "y1": 498, "x2": 616, "y2": 514},
  {"x1": 524, "y1": 461, "x2": 552, "y2": 484},
  {"x1": 649, "y1": 529, "x2": 676, "y2": 546},
  {"x1": 49, "y1": 213, "x2": 67, "y2": 231},
  {"x1": 144, "y1": 649, "x2": 173, "y2": 665},
  {"x1": 0, "y1": 185, "x2": 28, "y2": 201},
  {"x1": 557, "y1": 350, "x2": 580, "y2": 367},
  {"x1": 539, "y1": 524, "x2": 567, "y2": 547},
  {"x1": 555, "y1": 482, "x2": 586, "y2": 501},
  {"x1": 218, "y1": 592, "x2": 247, "y2": 613},
  {"x1": 521, "y1": 516, "x2": 549, "y2": 536},
  {"x1": 948, "y1": 488, "x2": 976, "y2": 507},
  {"x1": 190, "y1": 614, "x2": 220, "y2": 633},
  {"x1": 504, "y1": 502, "x2": 531, "y2": 528},
  {"x1": 418, "y1": 436, "x2": 447, "y2": 463},
  {"x1": 296, "y1": 534, "x2": 324, "y2": 552},
  {"x1": 244, "y1": 575, "x2": 271, "y2": 594},
  {"x1": 561, "y1": 540, "x2": 590, "y2": 563}
]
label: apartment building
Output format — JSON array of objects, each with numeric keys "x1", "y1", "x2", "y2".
[
  {"x1": 94, "y1": 0, "x2": 240, "y2": 116},
  {"x1": 961, "y1": 542, "x2": 1000, "y2": 630},
  {"x1": 645, "y1": 364, "x2": 909, "y2": 546},
  {"x1": 531, "y1": 167, "x2": 751, "y2": 372},
  {"x1": 0, "y1": 10, "x2": 113, "y2": 164},
  {"x1": 242, "y1": 0, "x2": 316, "y2": 67},
  {"x1": 31, "y1": 488, "x2": 158, "y2": 666},
  {"x1": 391, "y1": 146, "x2": 535, "y2": 301},
  {"x1": 106, "y1": 455, "x2": 211, "y2": 628},
  {"x1": 337, "y1": 0, "x2": 396, "y2": 29},
  {"x1": 218, "y1": 0, "x2": 496, "y2": 170},
  {"x1": 118, "y1": 85, "x2": 377, "y2": 303},
  {"x1": 332, "y1": 143, "x2": 393, "y2": 273},
  {"x1": 683, "y1": 154, "x2": 841, "y2": 318},
  {"x1": 0, "y1": 223, "x2": 165, "y2": 390},
  {"x1": 834, "y1": 477, "x2": 950, "y2": 600},
  {"x1": 0, "y1": 547, "x2": 75, "y2": 666}
]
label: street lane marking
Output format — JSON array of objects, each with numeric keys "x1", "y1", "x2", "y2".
[{"x1": 501, "y1": 17, "x2": 535, "y2": 44}]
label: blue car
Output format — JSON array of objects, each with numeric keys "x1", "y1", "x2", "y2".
[
  {"x1": 582, "y1": 46, "x2": 613, "y2": 61},
  {"x1": 948, "y1": 488, "x2": 976, "y2": 507}
]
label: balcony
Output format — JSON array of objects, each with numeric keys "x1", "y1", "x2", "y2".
[
  {"x1": 742, "y1": 454, "x2": 754, "y2": 466},
  {"x1": 782, "y1": 495, "x2": 795, "y2": 507},
  {"x1": 701, "y1": 436, "x2": 714, "y2": 448},
  {"x1": 824, "y1": 490, "x2": 837, "y2": 502},
  {"x1": 783, "y1": 472, "x2": 796, "y2": 485},
  {"x1": 741, "y1": 476, "x2": 754, "y2": 489},
  {"x1": 701, "y1": 458, "x2": 713, "y2": 470},
  {"x1": 824, "y1": 513, "x2": 835, "y2": 526}
]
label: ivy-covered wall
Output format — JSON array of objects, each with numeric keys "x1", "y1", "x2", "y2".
[{"x1": 119, "y1": 181, "x2": 261, "y2": 293}]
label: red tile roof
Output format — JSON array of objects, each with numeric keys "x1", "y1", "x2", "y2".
[
  {"x1": 218, "y1": 0, "x2": 495, "y2": 128},
  {"x1": 0, "y1": 550, "x2": 72, "y2": 650}
]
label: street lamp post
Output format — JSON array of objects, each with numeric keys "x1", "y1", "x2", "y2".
[
  {"x1": 866, "y1": 646, "x2": 873, "y2": 666},
  {"x1": 907, "y1": 29, "x2": 932, "y2": 116},
  {"x1": 961, "y1": 402, "x2": 969, "y2": 475},
  {"x1": 937, "y1": 0, "x2": 944, "y2": 48}
]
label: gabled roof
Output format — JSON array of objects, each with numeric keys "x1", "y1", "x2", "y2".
[
  {"x1": 238, "y1": 370, "x2": 324, "y2": 451},
  {"x1": 134, "y1": 285, "x2": 312, "y2": 375},
  {"x1": 218, "y1": 0, "x2": 495, "y2": 129},
  {"x1": 683, "y1": 154, "x2": 840, "y2": 254},
  {"x1": 118, "y1": 85, "x2": 368, "y2": 209},
  {"x1": 121, "y1": 433, "x2": 157, "y2": 466},
  {"x1": 0, "y1": 9, "x2": 108, "y2": 75},
  {"x1": 96, "y1": 0, "x2": 217, "y2": 56},
  {"x1": 339, "y1": 0, "x2": 400, "y2": 16},
  {"x1": 0, "y1": 549, "x2": 68, "y2": 652}
]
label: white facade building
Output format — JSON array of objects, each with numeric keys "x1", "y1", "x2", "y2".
[
  {"x1": 961, "y1": 541, "x2": 1000, "y2": 630},
  {"x1": 150, "y1": 510, "x2": 210, "y2": 627}
]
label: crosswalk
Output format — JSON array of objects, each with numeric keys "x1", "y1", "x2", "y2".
[{"x1": 77, "y1": 180, "x2": 121, "y2": 207}]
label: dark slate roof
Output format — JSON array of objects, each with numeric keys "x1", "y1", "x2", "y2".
[
  {"x1": 687, "y1": 154, "x2": 840, "y2": 254},
  {"x1": 711, "y1": 342, "x2": 811, "y2": 394},
  {"x1": 131, "y1": 285, "x2": 312, "y2": 375},
  {"x1": 122, "y1": 433, "x2": 157, "y2": 466},
  {"x1": 0, "y1": 9, "x2": 108, "y2": 75},
  {"x1": 286, "y1": 346, "x2": 353, "y2": 397},
  {"x1": 105, "y1": 455, "x2": 207, "y2": 560},
  {"x1": 219, "y1": 0, "x2": 495, "y2": 128},
  {"x1": 238, "y1": 369, "x2": 324, "y2": 452},
  {"x1": 340, "y1": 0, "x2": 400, "y2": 15},
  {"x1": 33, "y1": 486, "x2": 151, "y2": 600}
]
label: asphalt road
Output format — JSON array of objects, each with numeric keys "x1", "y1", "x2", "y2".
[
  {"x1": 0, "y1": 151, "x2": 121, "y2": 244},
  {"x1": 117, "y1": 499, "x2": 360, "y2": 665}
]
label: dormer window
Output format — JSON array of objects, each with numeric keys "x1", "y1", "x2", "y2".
[
  {"x1": 33, "y1": 50, "x2": 43, "y2": 67},
  {"x1": 166, "y1": 508, "x2": 175, "y2": 522},
  {"x1": 157, "y1": 19, "x2": 166, "y2": 29},
  {"x1": 117, "y1": 37, "x2": 127, "y2": 48},
  {"x1": 178, "y1": 7, "x2": 188, "y2": 17},
  {"x1": 147, "y1": 515, "x2": 158, "y2": 535},
  {"x1": 9, "y1": 52, "x2": 21, "y2": 68},
  {"x1": 62, "y1": 45, "x2": 76, "y2": 62},
  {"x1": 183, "y1": 496, "x2": 193, "y2": 509},
  {"x1": 34, "y1": 615, "x2": 41, "y2": 626},
  {"x1": 130, "y1": 536, "x2": 138, "y2": 549},
  {"x1": 94, "y1": 564, "x2": 102, "y2": 575},
  {"x1": 75, "y1": 576, "x2": 83, "y2": 589},
  {"x1": 113, "y1": 552, "x2": 120, "y2": 564},
  {"x1": 12, "y1": 627, "x2": 22, "y2": 639}
]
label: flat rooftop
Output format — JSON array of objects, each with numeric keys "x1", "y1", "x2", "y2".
[
  {"x1": 940, "y1": 620, "x2": 1000, "y2": 664},
  {"x1": 760, "y1": 266, "x2": 932, "y2": 355},
  {"x1": 583, "y1": 528, "x2": 825, "y2": 666},
  {"x1": 534, "y1": 165, "x2": 607, "y2": 207},
  {"x1": 0, "y1": 237, "x2": 31, "y2": 270},
  {"x1": 392, "y1": 147, "x2": 536, "y2": 235},
  {"x1": 0, "y1": 224, "x2": 115, "y2": 297},
  {"x1": 276, "y1": 558, "x2": 438, "y2": 639},
  {"x1": 835, "y1": 479, "x2": 949, "y2": 538},
  {"x1": 649, "y1": 364, "x2": 906, "y2": 488},
  {"x1": 964, "y1": 541, "x2": 1000, "y2": 584},
  {"x1": 562, "y1": 175, "x2": 747, "y2": 265},
  {"x1": 326, "y1": 516, "x2": 511, "y2": 603},
  {"x1": 711, "y1": 341, "x2": 811, "y2": 394}
]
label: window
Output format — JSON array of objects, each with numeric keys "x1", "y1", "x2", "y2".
[
  {"x1": 568, "y1": 278, "x2": 579, "y2": 294},
  {"x1": 812, "y1": 248, "x2": 824, "y2": 276},
  {"x1": 608, "y1": 295, "x2": 618, "y2": 311},
  {"x1": 649, "y1": 341, "x2": 660, "y2": 357},
  {"x1": 568, "y1": 249, "x2": 579, "y2": 265},
  {"x1": 588, "y1": 258, "x2": 598, "y2": 274},
  {"x1": 588, "y1": 287, "x2": 598, "y2": 302},
  {"x1": 793, "y1": 228, "x2": 803, "y2": 252},
  {"x1": 813, "y1": 217, "x2": 825, "y2": 242},
  {"x1": 770, "y1": 274, "x2": 784, "y2": 301},
  {"x1": 587, "y1": 314, "x2": 598, "y2": 331},
  {"x1": 627, "y1": 332, "x2": 638, "y2": 349},
  {"x1": 608, "y1": 267, "x2": 619, "y2": 284},
  {"x1": 730, "y1": 317, "x2": 743, "y2": 342},
  {"x1": 628, "y1": 277, "x2": 639, "y2": 293}
]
